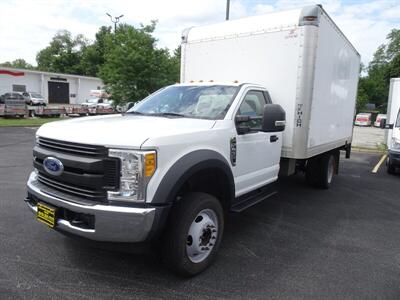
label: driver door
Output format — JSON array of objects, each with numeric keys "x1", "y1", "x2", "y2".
[{"x1": 233, "y1": 89, "x2": 282, "y2": 196}]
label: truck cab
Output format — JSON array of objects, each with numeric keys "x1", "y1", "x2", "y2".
[
  {"x1": 384, "y1": 109, "x2": 400, "y2": 173},
  {"x1": 383, "y1": 78, "x2": 400, "y2": 174},
  {"x1": 26, "y1": 82, "x2": 285, "y2": 275}
]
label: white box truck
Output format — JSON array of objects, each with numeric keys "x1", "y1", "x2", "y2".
[
  {"x1": 383, "y1": 78, "x2": 400, "y2": 173},
  {"x1": 25, "y1": 5, "x2": 360, "y2": 276}
]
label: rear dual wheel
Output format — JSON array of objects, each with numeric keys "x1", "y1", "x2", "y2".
[
  {"x1": 306, "y1": 152, "x2": 337, "y2": 189},
  {"x1": 162, "y1": 192, "x2": 224, "y2": 277}
]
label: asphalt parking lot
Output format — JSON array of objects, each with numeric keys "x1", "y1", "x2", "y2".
[{"x1": 1, "y1": 127, "x2": 400, "y2": 299}]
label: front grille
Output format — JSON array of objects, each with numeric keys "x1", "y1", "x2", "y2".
[
  {"x1": 34, "y1": 139, "x2": 120, "y2": 203},
  {"x1": 38, "y1": 137, "x2": 107, "y2": 157},
  {"x1": 103, "y1": 159, "x2": 119, "y2": 188},
  {"x1": 38, "y1": 174, "x2": 106, "y2": 202}
]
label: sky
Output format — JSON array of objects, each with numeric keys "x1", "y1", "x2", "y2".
[{"x1": 0, "y1": 0, "x2": 399, "y2": 66}]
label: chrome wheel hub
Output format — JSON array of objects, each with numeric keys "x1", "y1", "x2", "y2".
[{"x1": 186, "y1": 209, "x2": 218, "y2": 263}]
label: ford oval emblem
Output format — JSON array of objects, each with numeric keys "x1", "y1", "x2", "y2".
[{"x1": 43, "y1": 157, "x2": 64, "y2": 176}]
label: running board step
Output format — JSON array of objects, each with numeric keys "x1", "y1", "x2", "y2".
[{"x1": 230, "y1": 190, "x2": 277, "y2": 213}]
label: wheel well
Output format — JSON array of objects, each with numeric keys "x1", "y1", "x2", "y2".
[{"x1": 176, "y1": 168, "x2": 232, "y2": 212}]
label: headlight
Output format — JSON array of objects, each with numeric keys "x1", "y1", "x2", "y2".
[
  {"x1": 391, "y1": 138, "x2": 400, "y2": 151},
  {"x1": 107, "y1": 149, "x2": 156, "y2": 202}
]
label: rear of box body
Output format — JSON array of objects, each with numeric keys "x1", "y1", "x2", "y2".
[
  {"x1": 386, "y1": 78, "x2": 400, "y2": 146},
  {"x1": 181, "y1": 6, "x2": 360, "y2": 159}
]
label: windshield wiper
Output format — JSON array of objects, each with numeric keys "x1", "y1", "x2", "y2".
[
  {"x1": 124, "y1": 111, "x2": 144, "y2": 115},
  {"x1": 150, "y1": 112, "x2": 186, "y2": 118}
]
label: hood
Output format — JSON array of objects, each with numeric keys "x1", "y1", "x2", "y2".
[{"x1": 37, "y1": 114, "x2": 216, "y2": 148}]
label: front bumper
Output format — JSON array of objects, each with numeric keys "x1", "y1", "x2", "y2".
[
  {"x1": 26, "y1": 171, "x2": 160, "y2": 243},
  {"x1": 355, "y1": 121, "x2": 370, "y2": 126},
  {"x1": 388, "y1": 150, "x2": 400, "y2": 166}
]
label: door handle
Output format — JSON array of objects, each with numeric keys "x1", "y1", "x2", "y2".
[{"x1": 270, "y1": 135, "x2": 279, "y2": 143}]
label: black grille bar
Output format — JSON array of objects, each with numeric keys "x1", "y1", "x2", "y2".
[
  {"x1": 38, "y1": 137, "x2": 107, "y2": 157},
  {"x1": 38, "y1": 175, "x2": 106, "y2": 202}
]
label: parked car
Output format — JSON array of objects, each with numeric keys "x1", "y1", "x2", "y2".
[
  {"x1": 1, "y1": 92, "x2": 25, "y2": 102},
  {"x1": 22, "y1": 92, "x2": 46, "y2": 106},
  {"x1": 354, "y1": 113, "x2": 372, "y2": 126},
  {"x1": 81, "y1": 98, "x2": 105, "y2": 108},
  {"x1": 96, "y1": 99, "x2": 115, "y2": 114},
  {"x1": 25, "y1": 5, "x2": 360, "y2": 276},
  {"x1": 374, "y1": 114, "x2": 387, "y2": 127},
  {"x1": 97, "y1": 99, "x2": 113, "y2": 109}
]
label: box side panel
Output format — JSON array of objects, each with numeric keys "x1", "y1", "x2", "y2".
[
  {"x1": 386, "y1": 79, "x2": 400, "y2": 145},
  {"x1": 182, "y1": 29, "x2": 301, "y2": 150},
  {"x1": 307, "y1": 13, "x2": 360, "y2": 156},
  {"x1": 288, "y1": 25, "x2": 319, "y2": 159}
]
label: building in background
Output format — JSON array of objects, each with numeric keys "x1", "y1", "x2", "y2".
[{"x1": 0, "y1": 67, "x2": 103, "y2": 105}]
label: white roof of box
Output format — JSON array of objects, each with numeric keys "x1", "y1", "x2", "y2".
[{"x1": 184, "y1": 8, "x2": 302, "y2": 43}]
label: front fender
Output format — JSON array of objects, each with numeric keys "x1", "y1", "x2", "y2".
[{"x1": 150, "y1": 149, "x2": 235, "y2": 205}]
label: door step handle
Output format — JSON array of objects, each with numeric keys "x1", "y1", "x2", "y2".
[{"x1": 270, "y1": 135, "x2": 279, "y2": 142}]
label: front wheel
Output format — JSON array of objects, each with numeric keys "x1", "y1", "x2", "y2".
[
  {"x1": 162, "y1": 192, "x2": 224, "y2": 277},
  {"x1": 387, "y1": 157, "x2": 396, "y2": 174}
]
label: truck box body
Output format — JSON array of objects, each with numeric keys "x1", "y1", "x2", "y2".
[
  {"x1": 386, "y1": 78, "x2": 400, "y2": 146},
  {"x1": 181, "y1": 5, "x2": 360, "y2": 159}
]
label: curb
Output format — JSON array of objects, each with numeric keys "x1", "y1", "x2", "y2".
[
  {"x1": 0, "y1": 125, "x2": 41, "y2": 128},
  {"x1": 351, "y1": 147, "x2": 386, "y2": 154}
]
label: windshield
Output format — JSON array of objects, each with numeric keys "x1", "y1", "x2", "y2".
[
  {"x1": 30, "y1": 93, "x2": 43, "y2": 98},
  {"x1": 86, "y1": 98, "x2": 99, "y2": 103},
  {"x1": 396, "y1": 110, "x2": 400, "y2": 127},
  {"x1": 128, "y1": 85, "x2": 239, "y2": 119}
]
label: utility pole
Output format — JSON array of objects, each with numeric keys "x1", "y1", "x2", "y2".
[
  {"x1": 106, "y1": 13, "x2": 124, "y2": 33},
  {"x1": 226, "y1": 0, "x2": 230, "y2": 20}
]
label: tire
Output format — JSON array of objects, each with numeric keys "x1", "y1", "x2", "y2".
[
  {"x1": 387, "y1": 158, "x2": 396, "y2": 174},
  {"x1": 162, "y1": 192, "x2": 224, "y2": 277},
  {"x1": 306, "y1": 153, "x2": 336, "y2": 189}
]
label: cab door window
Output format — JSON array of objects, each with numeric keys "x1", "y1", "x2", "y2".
[{"x1": 237, "y1": 90, "x2": 267, "y2": 131}]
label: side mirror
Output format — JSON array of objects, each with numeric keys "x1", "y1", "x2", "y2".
[
  {"x1": 235, "y1": 115, "x2": 251, "y2": 134},
  {"x1": 380, "y1": 119, "x2": 386, "y2": 129},
  {"x1": 262, "y1": 104, "x2": 286, "y2": 132}
]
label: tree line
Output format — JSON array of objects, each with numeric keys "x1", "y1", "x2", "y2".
[
  {"x1": 1, "y1": 24, "x2": 399, "y2": 109},
  {"x1": 1, "y1": 22, "x2": 180, "y2": 105},
  {"x1": 357, "y1": 29, "x2": 400, "y2": 112}
]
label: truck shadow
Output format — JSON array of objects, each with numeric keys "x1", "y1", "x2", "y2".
[
  {"x1": 59, "y1": 152, "x2": 400, "y2": 298},
  {"x1": 59, "y1": 172, "x2": 362, "y2": 297}
]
